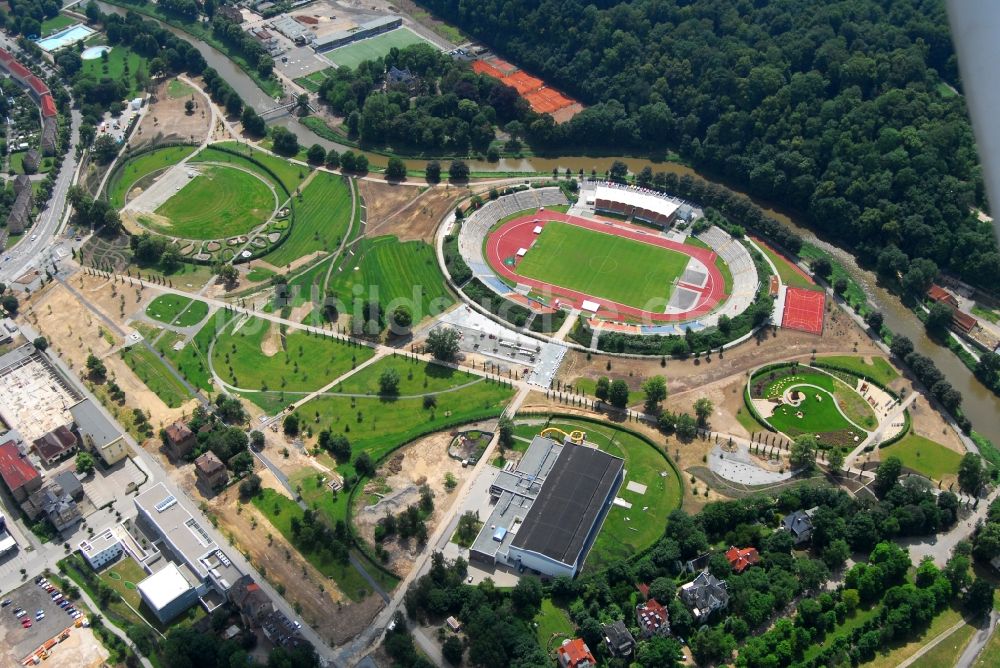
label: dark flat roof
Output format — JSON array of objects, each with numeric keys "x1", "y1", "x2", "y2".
[{"x1": 510, "y1": 444, "x2": 623, "y2": 567}]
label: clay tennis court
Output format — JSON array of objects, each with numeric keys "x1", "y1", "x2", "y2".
[
  {"x1": 471, "y1": 58, "x2": 580, "y2": 116},
  {"x1": 485, "y1": 211, "x2": 726, "y2": 322},
  {"x1": 782, "y1": 287, "x2": 826, "y2": 334}
]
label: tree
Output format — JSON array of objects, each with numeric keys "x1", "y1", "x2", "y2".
[
  {"x1": 689, "y1": 626, "x2": 735, "y2": 665},
  {"x1": 866, "y1": 311, "x2": 884, "y2": 331},
  {"x1": 964, "y1": 579, "x2": 996, "y2": 619},
  {"x1": 390, "y1": 305, "x2": 412, "y2": 334},
  {"x1": 442, "y1": 635, "x2": 463, "y2": 666},
  {"x1": 271, "y1": 127, "x2": 299, "y2": 157},
  {"x1": 449, "y1": 160, "x2": 469, "y2": 182},
  {"x1": 184, "y1": 99, "x2": 195, "y2": 114},
  {"x1": 425, "y1": 160, "x2": 441, "y2": 183},
  {"x1": 874, "y1": 456, "x2": 903, "y2": 497},
  {"x1": 217, "y1": 264, "x2": 238, "y2": 287},
  {"x1": 250, "y1": 431, "x2": 265, "y2": 450},
  {"x1": 283, "y1": 413, "x2": 299, "y2": 436},
  {"x1": 642, "y1": 376, "x2": 667, "y2": 413},
  {"x1": 378, "y1": 368, "x2": 401, "y2": 396},
  {"x1": 324, "y1": 148, "x2": 340, "y2": 169},
  {"x1": 386, "y1": 157, "x2": 407, "y2": 180},
  {"x1": 426, "y1": 327, "x2": 461, "y2": 361},
  {"x1": 497, "y1": 416, "x2": 514, "y2": 449},
  {"x1": 926, "y1": 301, "x2": 954, "y2": 336},
  {"x1": 609, "y1": 379, "x2": 630, "y2": 408},
  {"x1": 973, "y1": 523, "x2": 1000, "y2": 564},
  {"x1": 33, "y1": 337, "x2": 48, "y2": 352},
  {"x1": 890, "y1": 335, "x2": 914, "y2": 359},
  {"x1": 822, "y1": 539, "x2": 851, "y2": 570},
  {"x1": 1, "y1": 295, "x2": 17, "y2": 316},
  {"x1": 608, "y1": 160, "x2": 628, "y2": 182},
  {"x1": 636, "y1": 636, "x2": 683, "y2": 668},
  {"x1": 306, "y1": 143, "x2": 326, "y2": 165},
  {"x1": 355, "y1": 155, "x2": 369, "y2": 173},
  {"x1": 92, "y1": 134, "x2": 118, "y2": 163},
  {"x1": 790, "y1": 434, "x2": 818, "y2": 471},
  {"x1": 648, "y1": 576, "x2": 675, "y2": 602},
  {"x1": 693, "y1": 398, "x2": 713, "y2": 427},
  {"x1": 75, "y1": 451, "x2": 95, "y2": 476},
  {"x1": 340, "y1": 151, "x2": 357, "y2": 172},
  {"x1": 86, "y1": 354, "x2": 107, "y2": 382},
  {"x1": 241, "y1": 107, "x2": 266, "y2": 136},
  {"x1": 510, "y1": 577, "x2": 543, "y2": 618},
  {"x1": 676, "y1": 413, "x2": 698, "y2": 440},
  {"x1": 594, "y1": 376, "x2": 610, "y2": 401},
  {"x1": 324, "y1": 432, "x2": 351, "y2": 461},
  {"x1": 826, "y1": 448, "x2": 845, "y2": 472},
  {"x1": 717, "y1": 314, "x2": 732, "y2": 335},
  {"x1": 354, "y1": 452, "x2": 376, "y2": 478},
  {"x1": 958, "y1": 453, "x2": 986, "y2": 496},
  {"x1": 811, "y1": 257, "x2": 832, "y2": 280}
]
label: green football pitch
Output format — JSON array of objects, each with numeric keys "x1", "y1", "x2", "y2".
[
  {"x1": 324, "y1": 28, "x2": 432, "y2": 69},
  {"x1": 514, "y1": 222, "x2": 690, "y2": 310}
]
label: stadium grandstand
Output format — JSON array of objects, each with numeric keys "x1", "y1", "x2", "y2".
[
  {"x1": 593, "y1": 183, "x2": 681, "y2": 227},
  {"x1": 457, "y1": 187, "x2": 569, "y2": 296},
  {"x1": 694, "y1": 226, "x2": 759, "y2": 323}
]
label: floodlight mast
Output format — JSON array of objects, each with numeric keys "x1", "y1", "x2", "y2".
[{"x1": 946, "y1": 0, "x2": 1000, "y2": 241}]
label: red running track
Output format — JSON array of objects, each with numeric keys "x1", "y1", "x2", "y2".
[{"x1": 485, "y1": 211, "x2": 727, "y2": 323}]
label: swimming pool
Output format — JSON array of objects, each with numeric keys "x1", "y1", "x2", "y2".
[
  {"x1": 81, "y1": 45, "x2": 112, "y2": 61},
  {"x1": 35, "y1": 24, "x2": 95, "y2": 52}
]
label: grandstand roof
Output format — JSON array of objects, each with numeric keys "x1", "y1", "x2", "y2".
[{"x1": 595, "y1": 184, "x2": 679, "y2": 219}]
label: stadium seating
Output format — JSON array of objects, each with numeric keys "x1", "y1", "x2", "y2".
[{"x1": 696, "y1": 227, "x2": 760, "y2": 325}]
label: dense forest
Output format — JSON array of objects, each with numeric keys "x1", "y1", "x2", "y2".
[
  {"x1": 318, "y1": 43, "x2": 531, "y2": 154},
  {"x1": 416, "y1": 0, "x2": 1000, "y2": 291}
]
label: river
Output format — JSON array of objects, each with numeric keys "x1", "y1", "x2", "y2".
[{"x1": 96, "y1": 1, "x2": 1000, "y2": 442}]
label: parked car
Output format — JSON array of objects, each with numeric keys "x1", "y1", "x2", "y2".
[
  {"x1": 1, "y1": 599, "x2": 11, "y2": 607},
  {"x1": 21, "y1": 619, "x2": 31, "y2": 628}
]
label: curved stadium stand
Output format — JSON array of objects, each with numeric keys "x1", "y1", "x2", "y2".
[{"x1": 695, "y1": 226, "x2": 760, "y2": 326}]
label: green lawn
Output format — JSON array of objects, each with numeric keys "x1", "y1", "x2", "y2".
[
  {"x1": 817, "y1": 356, "x2": 899, "y2": 385},
  {"x1": 196, "y1": 143, "x2": 309, "y2": 194},
  {"x1": 246, "y1": 266, "x2": 277, "y2": 282},
  {"x1": 880, "y1": 433, "x2": 963, "y2": 481},
  {"x1": 40, "y1": 14, "x2": 77, "y2": 35},
  {"x1": 265, "y1": 171, "x2": 352, "y2": 267},
  {"x1": 516, "y1": 418, "x2": 682, "y2": 571},
  {"x1": 166, "y1": 79, "x2": 195, "y2": 99},
  {"x1": 910, "y1": 622, "x2": 975, "y2": 668},
  {"x1": 753, "y1": 239, "x2": 815, "y2": 290},
  {"x1": 80, "y1": 46, "x2": 149, "y2": 98},
  {"x1": 756, "y1": 367, "x2": 873, "y2": 439},
  {"x1": 332, "y1": 356, "x2": 480, "y2": 396},
  {"x1": 153, "y1": 166, "x2": 274, "y2": 239},
  {"x1": 102, "y1": 557, "x2": 148, "y2": 610},
  {"x1": 972, "y1": 305, "x2": 999, "y2": 324},
  {"x1": 324, "y1": 235, "x2": 455, "y2": 324},
  {"x1": 299, "y1": 380, "x2": 515, "y2": 479},
  {"x1": 211, "y1": 315, "x2": 373, "y2": 396},
  {"x1": 121, "y1": 345, "x2": 191, "y2": 408},
  {"x1": 145, "y1": 294, "x2": 209, "y2": 327},
  {"x1": 535, "y1": 598, "x2": 575, "y2": 650},
  {"x1": 7, "y1": 150, "x2": 51, "y2": 175},
  {"x1": 160, "y1": 310, "x2": 235, "y2": 392},
  {"x1": 325, "y1": 28, "x2": 433, "y2": 69},
  {"x1": 514, "y1": 221, "x2": 689, "y2": 310},
  {"x1": 862, "y1": 605, "x2": 964, "y2": 668},
  {"x1": 106, "y1": 145, "x2": 197, "y2": 208},
  {"x1": 251, "y1": 488, "x2": 376, "y2": 601},
  {"x1": 570, "y1": 377, "x2": 647, "y2": 408}
]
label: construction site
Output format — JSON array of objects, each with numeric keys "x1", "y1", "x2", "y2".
[{"x1": 0, "y1": 345, "x2": 81, "y2": 442}]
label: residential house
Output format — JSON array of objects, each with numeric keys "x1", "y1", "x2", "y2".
[
  {"x1": 603, "y1": 620, "x2": 636, "y2": 657},
  {"x1": 23, "y1": 482, "x2": 82, "y2": 532},
  {"x1": 195, "y1": 451, "x2": 228, "y2": 490},
  {"x1": 31, "y1": 425, "x2": 78, "y2": 467},
  {"x1": 70, "y1": 399, "x2": 129, "y2": 465},
  {"x1": 53, "y1": 471, "x2": 84, "y2": 500},
  {"x1": 217, "y1": 5, "x2": 243, "y2": 23},
  {"x1": 725, "y1": 546, "x2": 760, "y2": 573},
  {"x1": 163, "y1": 421, "x2": 196, "y2": 459},
  {"x1": 680, "y1": 571, "x2": 729, "y2": 621},
  {"x1": 782, "y1": 508, "x2": 817, "y2": 544},
  {"x1": 387, "y1": 66, "x2": 416, "y2": 90},
  {"x1": 0, "y1": 439, "x2": 42, "y2": 502},
  {"x1": 557, "y1": 638, "x2": 597, "y2": 668},
  {"x1": 635, "y1": 598, "x2": 670, "y2": 637},
  {"x1": 229, "y1": 575, "x2": 274, "y2": 626},
  {"x1": 7, "y1": 175, "x2": 33, "y2": 236},
  {"x1": 927, "y1": 285, "x2": 959, "y2": 308},
  {"x1": 22, "y1": 149, "x2": 39, "y2": 174}
]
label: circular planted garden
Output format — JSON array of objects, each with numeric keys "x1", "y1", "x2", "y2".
[{"x1": 746, "y1": 362, "x2": 899, "y2": 449}]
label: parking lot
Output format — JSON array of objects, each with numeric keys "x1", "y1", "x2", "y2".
[{"x1": 0, "y1": 579, "x2": 83, "y2": 664}]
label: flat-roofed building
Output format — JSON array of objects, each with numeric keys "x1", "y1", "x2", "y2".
[
  {"x1": 78, "y1": 527, "x2": 125, "y2": 570},
  {"x1": 138, "y1": 562, "x2": 199, "y2": 624},
  {"x1": 469, "y1": 434, "x2": 623, "y2": 578},
  {"x1": 134, "y1": 483, "x2": 243, "y2": 601}
]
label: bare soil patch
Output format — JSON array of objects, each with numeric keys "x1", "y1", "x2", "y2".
[
  {"x1": 132, "y1": 78, "x2": 211, "y2": 149},
  {"x1": 261, "y1": 321, "x2": 282, "y2": 357},
  {"x1": 354, "y1": 430, "x2": 472, "y2": 576},
  {"x1": 361, "y1": 181, "x2": 463, "y2": 243}
]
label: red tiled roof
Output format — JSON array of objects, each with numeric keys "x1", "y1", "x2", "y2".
[
  {"x1": 557, "y1": 638, "x2": 596, "y2": 667},
  {"x1": 8, "y1": 61, "x2": 31, "y2": 79},
  {"x1": 725, "y1": 546, "x2": 760, "y2": 573},
  {"x1": 0, "y1": 440, "x2": 40, "y2": 493},
  {"x1": 927, "y1": 285, "x2": 958, "y2": 306},
  {"x1": 26, "y1": 75, "x2": 49, "y2": 96},
  {"x1": 40, "y1": 94, "x2": 57, "y2": 117},
  {"x1": 952, "y1": 311, "x2": 977, "y2": 334},
  {"x1": 636, "y1": 598, "x2": 669, "y2": 634}
]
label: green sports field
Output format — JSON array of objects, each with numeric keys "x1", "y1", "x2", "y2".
[
  {"x1": 145, "y1": 294, "x2": 209, "y2": 327},
  {"x1": 153, "y1": 166, "x2": 275, "y2": 239},
  {"x1": 324, "y1": 28, "x2": 432, "y2": 69},
  {"x1": 514, "y1": 222, "x2": 690, "y2": 310}
]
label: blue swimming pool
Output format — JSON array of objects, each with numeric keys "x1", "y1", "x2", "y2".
[{"x1": 35, "y1": 24, "x2": 95, "y2": 52}]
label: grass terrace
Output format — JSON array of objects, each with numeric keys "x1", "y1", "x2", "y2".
[
  {"x1": 752, "y1": 239, "x2": 816, "y2": 290},
  {"x1": 106, "y1": 145, "x2": 198, "y2": 208},
  {"x1": 195, "y1": 142, "x2": 308, "y2": 194},
  {"x1": 121, "y1": 345, "x2": 191, "y2": 408},
  {"x1": 817, "y1": 355, "x2": 899, "y2": 385},
  {"x1": 880, "y1": 433, "x2": 963, "y2": 482},
  {"x1": 332, "y1": 355, "x2": 480, "y2": 396},
  {"x1": 151, "y1": 166, "x2": 274, "y2": 239},
  {"x1": 145, "y1": 294, "x2": 209, "y2": 327},
  {"x1": 514, "y1": 221, "x2": 690, "y2": 310},
  {"x1": 265, "y1": 171, "x2": 352, "y2": 267}
]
